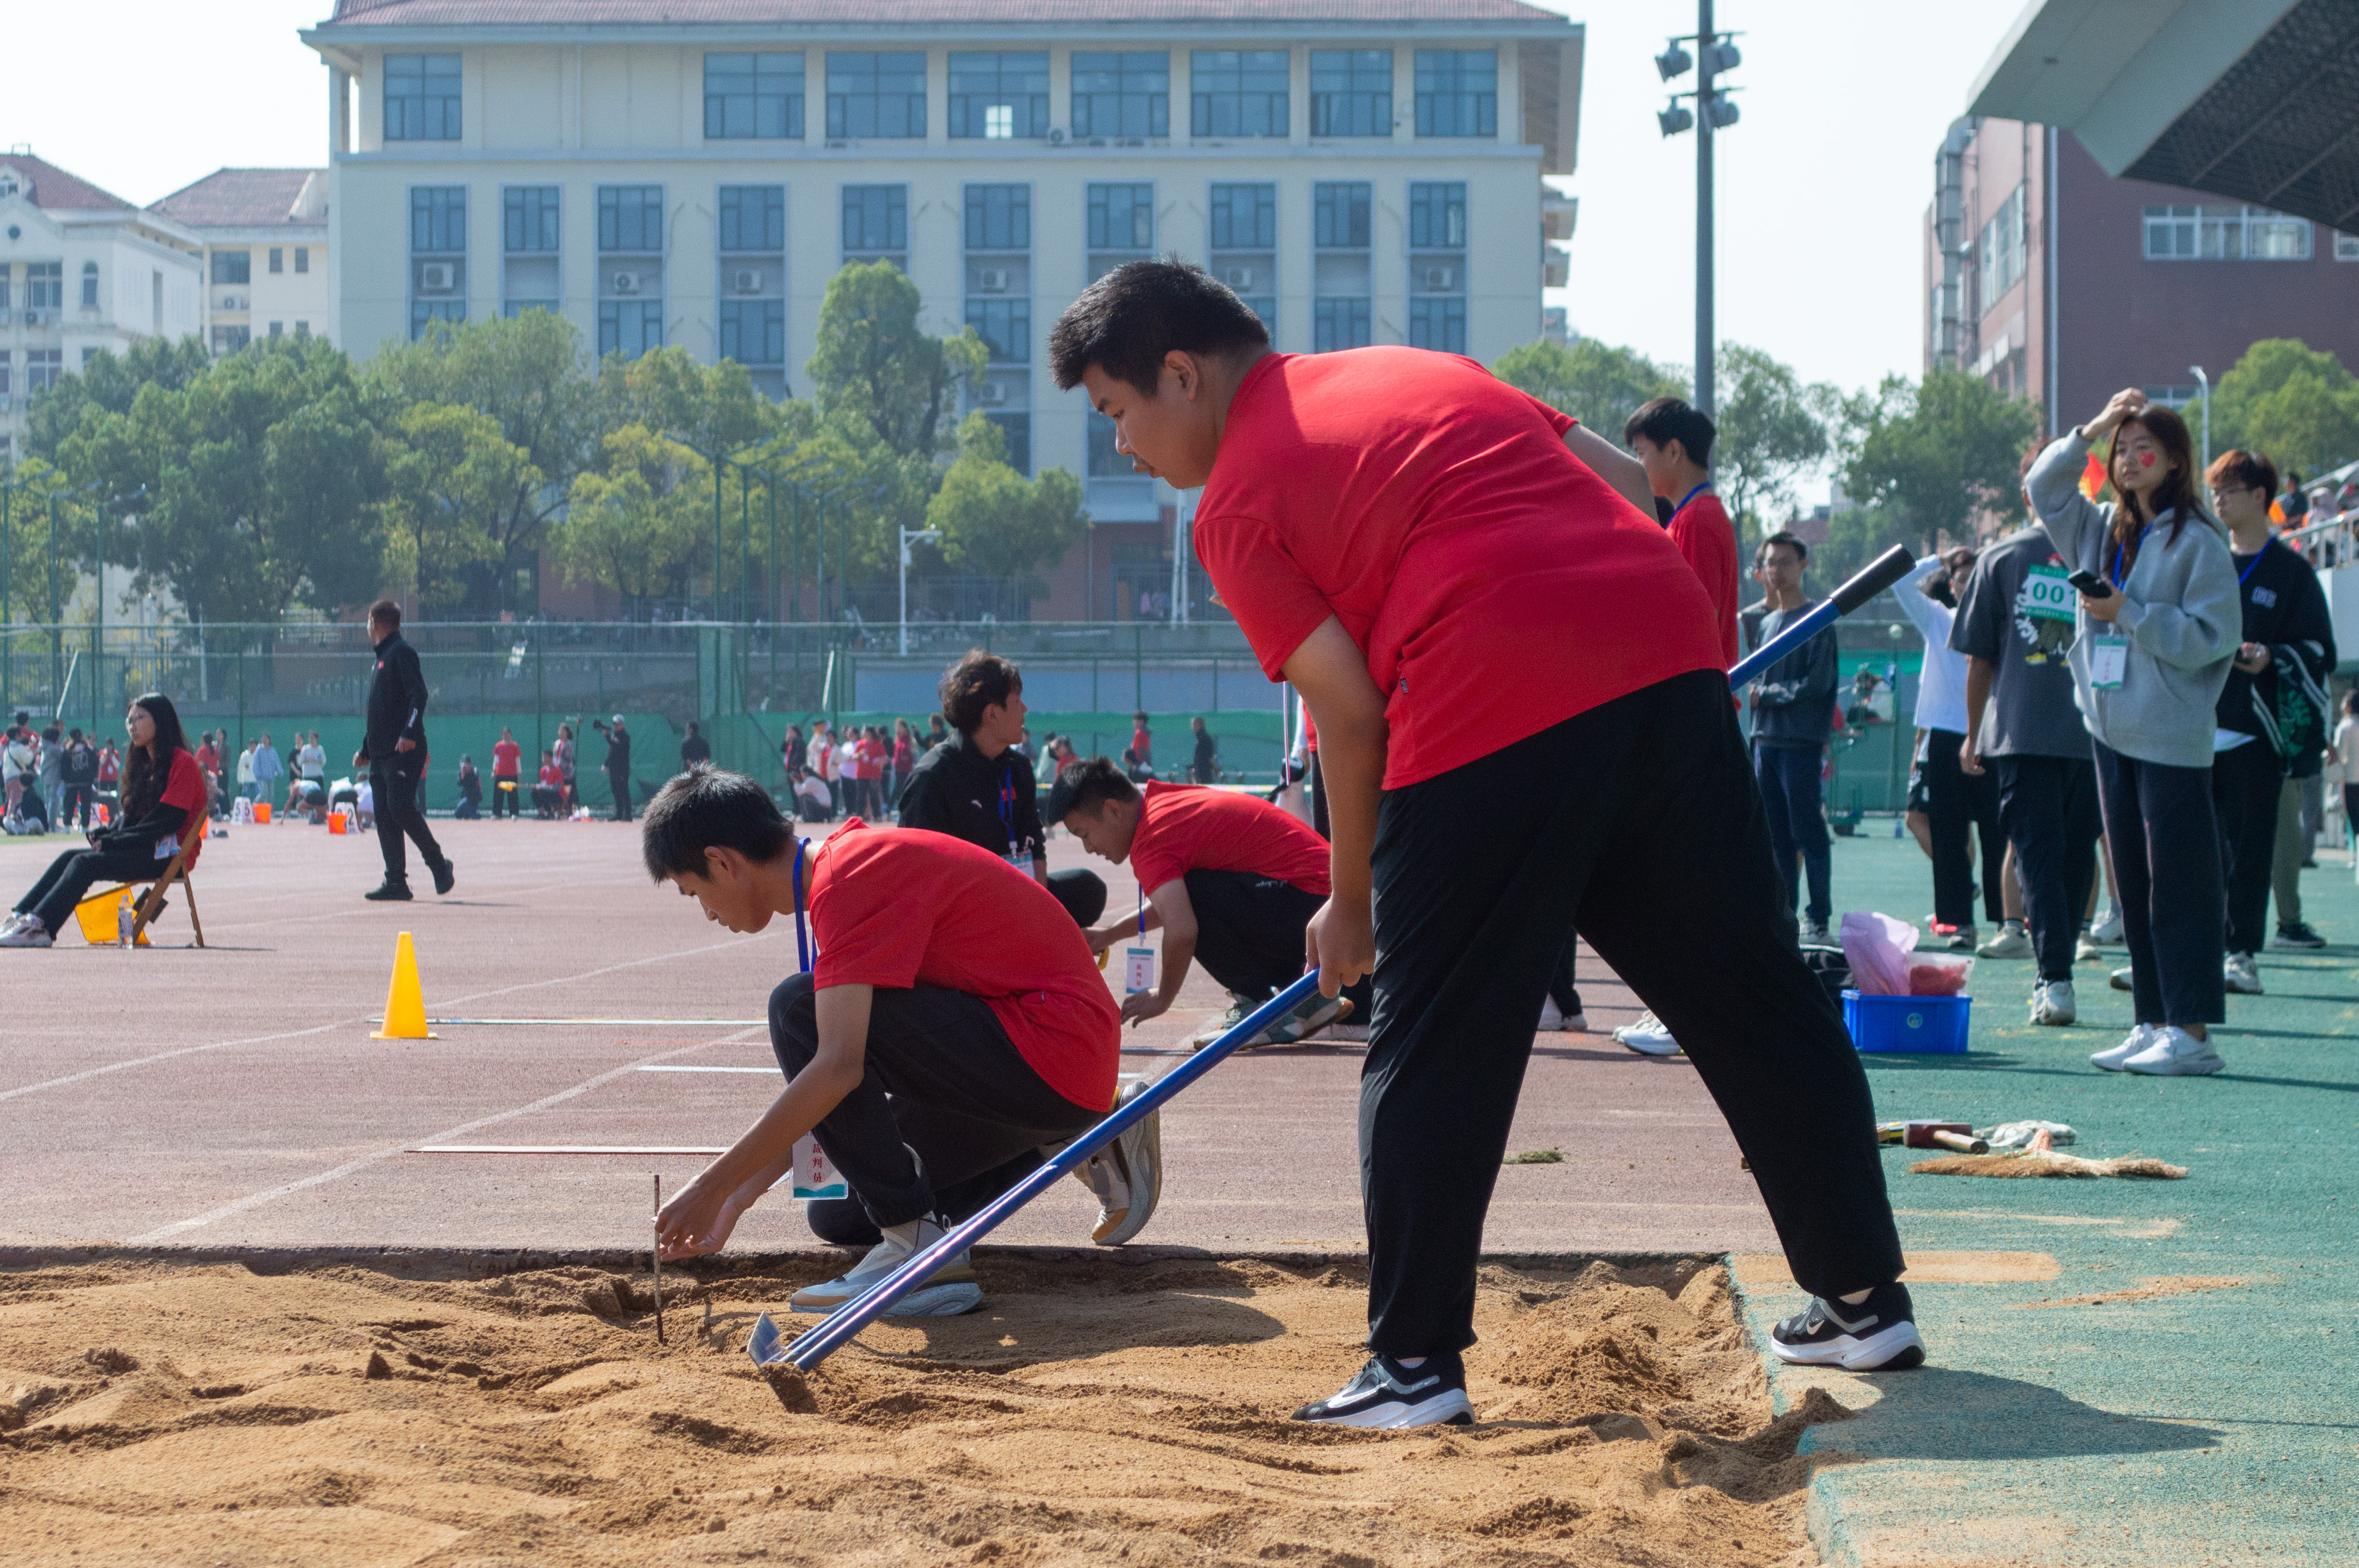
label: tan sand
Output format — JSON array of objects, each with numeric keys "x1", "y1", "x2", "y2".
[{"x1": 1, "y1": 1251, "x2": 1845, "y2": 1566}]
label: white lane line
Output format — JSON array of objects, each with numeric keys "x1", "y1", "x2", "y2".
[
  {"x1": 639, "y1": 1064, "x2": 775, "y2": 1074},
  {"x1": 128, "y1": 1028, "x2": 764, "y2": 1242},
  {"x1": 411, "y1": 1144, "x2": 730, "y2": 1155}
]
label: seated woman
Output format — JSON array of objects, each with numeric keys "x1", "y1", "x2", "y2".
[
  {"x1": 2, "y1": 693, "x2": 206, "y2": 949},
  {"x1": 532, "y1": 752, "x2": 565, "y2": 817},
  {"x1": 453, "y1": 755, "x2": 484, "y2": 819}
]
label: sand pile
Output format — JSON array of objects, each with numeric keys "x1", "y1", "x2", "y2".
[{"x1": 1, "y1": 1250, "x2": 1846, "y2": 1566}]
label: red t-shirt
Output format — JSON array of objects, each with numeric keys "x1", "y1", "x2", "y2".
[
  {"x1": 855, "y1": 737, "x2": 885, "y2": 780},
  {"x1": 538, "y1": 763, "x2": 562, "y2": 789},
  {"x1": 810, "y1": 820, "x2": 1119, "y2": 1112},
  {"x1": 492, "y1": 739, "x2": 521, "y2": 778},
  {"x1": 1127, "y1": 780, "x2": 1332, "y2": 899},
  {"x1": 1668, "y1": 489, "x2": 1742, "y2": 667},
  {"x1": 1193, "y1": 349, "x2": 1725, "y2": 788},
  {"x1": 157, "y1": 748, "x2": 207, "y2": 868},
  {"x1": 1131, "y1": 726, "x2": 1152, "y2": 760}
]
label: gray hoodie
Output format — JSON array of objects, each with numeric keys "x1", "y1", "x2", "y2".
[{"x1": 2026, "y1": 434, "x2": 2238, "y2": 769}]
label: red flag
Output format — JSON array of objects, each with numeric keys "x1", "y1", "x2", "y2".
[{"x1": 2078, "y1": 451, "x2": 2108, "y2": 500}]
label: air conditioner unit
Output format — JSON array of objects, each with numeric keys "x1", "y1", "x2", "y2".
[
  {"x1": 977, "y1": 382, "x2": 1007, "y2": 405},
  {"x1": 1220, "y1": 266, "x2": 1255, "y2": 290},
  {"x1": 218, "y1": 293, "x2": 248, "y2": 311},
  {"x1": 732, "y1": 268, "x2": 764, "y2": 295},
  {"x1": 21, "y1": 307, "x2": 44, "y2": 326},
  {"x1": 610, "y1": 269, "x2": 642, "y2": 295},
  {"x1": 1047, "y1": 127, "x2": 1068, "y2": 146},
  {"x1": 976, "y1": 267, "x2": 1011, "y2": 294},
  {"x1": 1422, "y1": 266, "x2": 1456, "y2": 291},
  {"x1": 417, "y1": 264, "x2": 455, "y2": 294}
]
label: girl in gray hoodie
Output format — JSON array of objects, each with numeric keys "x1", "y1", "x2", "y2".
[{"x1": 2026, "y1": 389, "x2": 2237, "y2": 1076}]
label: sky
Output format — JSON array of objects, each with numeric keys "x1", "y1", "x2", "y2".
[{"x1": 7, "y1": 0, "x2": 2025, "y2": 401}]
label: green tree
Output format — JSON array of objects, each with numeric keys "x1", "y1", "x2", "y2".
[
  {"x1": 926, "y1": 414, "x2": 1088, "y2": 587},
  {"x1": 381, "y1": 402, "x2": 542, "y2": 614},
  {"x1": 806, "y1": 261, "x2": 987, "y2": 458},
  {"x1": 1714, "y1": 343, "x2": 1838, "y2": 531},
  {"x1": 2199, "y1": 339, "x2": 2356, "y2": 462},
  {"x1": 1842, "y1": 369, "x2": 2042, "y2": 550},
  {"x1": 2243, "y1": 368, "x2": 2359, "y2": 478},
  {"x1": 552, "y1": 425, "x2": 714, "y2": 607},
  {"x1": 21, "y1": 335, "x2": 212, "y2": 461},
  {"x1": 1493, "y1": 337, "x2": 1687, "y2": 444}
]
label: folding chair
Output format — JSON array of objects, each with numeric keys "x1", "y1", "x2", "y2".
[{"x1": 131, "y1": 814, "x2": 208, "y2": 947}]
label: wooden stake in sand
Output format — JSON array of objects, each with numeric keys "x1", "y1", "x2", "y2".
[{"x1": 652, "y1": 1173, "x2": 666, "y2": 1344}]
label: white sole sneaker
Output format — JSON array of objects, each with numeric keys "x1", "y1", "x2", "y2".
[
  {"x1": 1768, "y1": 1317, "x2": 1927, "y2": 1371},
  {"x1": 1319, "y1": 1387, "x2": 1476, "y2": 1429},
  {"x1": 789, "y1": 1278, "x2": 982, "y2": 1317},
  {"x1": 1085, "y1": 1083, "x2": 1162, "y2": 1247}
]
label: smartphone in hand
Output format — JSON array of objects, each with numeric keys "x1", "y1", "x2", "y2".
[{"x1": 2066, "y1": 568, "x2": 2109, "y2": 596}]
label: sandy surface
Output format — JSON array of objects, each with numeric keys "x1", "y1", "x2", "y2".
[{"x1": 0, "y1": 1250, "x2": 1847, "y2": 1566}]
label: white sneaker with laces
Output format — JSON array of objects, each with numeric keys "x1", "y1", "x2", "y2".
[
  {"x1": 2120, "y1": 1025, "x2": 2224, "y2": 1076},
  {"x1": 787, "y1": 1217, "x2": 981, "y2": 1316},
  {"x1": 2223, "y1": 952, "x2": 2263, "y2": 995},
  {"x1": 1977, "y1": 922, "x2": 2030, "y2": 959},
  {"x1": 2091, "y1": 1023, "x2": 2161, "y2": 1071},
  {"x1": 2089, "y1": 908, "x2": 2124, "y2": 943},
  {"x1": 1536, "y1": 997, "x2": 1586, "y2": 1032},
  {"x1": 2075, "y1": 929, "x2": 2102, "y2": 963},
  {"x1": 1613, "y1": 1009, "x2": 1681, "y2": 1057},
  {"x1": 2029, "y1": 979, "x2": 2076, "y2": 1026},
  {"x1": 1074, "y1": 1079, "x2": 1162, "y2": 1246},
  {"x1": 2108, "y1": 966, "x2": 2135, "y2": 992},
  {"x1": 0, "y1": 916, "x2": 52, "y2": 949}
]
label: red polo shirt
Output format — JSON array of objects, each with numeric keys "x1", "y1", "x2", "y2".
[
  {"x1": 1127, "y1": 780, "x2": 1331, "y2": 899},
  {"x1": 1668, "y1": 489, "x2": 1742, "y2": 668},
  {"x1": 1192, "y1": 349, "x2": 1725, "y2": 788}
]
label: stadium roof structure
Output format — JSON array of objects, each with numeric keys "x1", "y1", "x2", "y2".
[
  {"x1": 1968, "y1": 0, "x2": 2359, "y2": 230},
  {"x1": 318, "y1": 0, "x2": 1570, "y2": 24}
]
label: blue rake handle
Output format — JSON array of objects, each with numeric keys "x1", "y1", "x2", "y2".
[
  {"x1": 1726, "y1": 543, "x2": 1916, "y2": 689},
  {"x1": 778, "y1": 971, "x2": 1325, "y2": 1370}
]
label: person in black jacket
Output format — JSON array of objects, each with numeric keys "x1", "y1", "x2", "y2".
[
  {"x1": 2206, "y1": 449, "x2": 2336, "y2": 988},
  {"x1": 1747, "y1": 532, "x2": 1840, "y2": 940},
  {"x1": 595, "y1": 715, "x2": 634, "y2": 821},
  {"x1": 895, "y1": 650, "x2": 1106, "y2": 928},
  {"x1": 680, "y1": 719, "x2": 712, "y2": 770},
  {"x1": 355, "y1": 600, "x2": 453, "y2": 902}
]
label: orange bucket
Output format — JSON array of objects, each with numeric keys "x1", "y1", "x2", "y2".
[
  {"x1": 328, "y1": 810, "x2": 348, "y2": 835},
  {"x1": 254, "y1": 801, "x2": 273, "y2": 825}
]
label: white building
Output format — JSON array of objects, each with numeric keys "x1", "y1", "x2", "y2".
[
  {"x1": 299, "y1": 0, "x2": 1582, "y2": 527},
  {"x1": 150, "y1": 169, "x2": 333, "y2": 354},
  {"x1": 0, "y1": 151, "x2": 203, "y2": 461}
]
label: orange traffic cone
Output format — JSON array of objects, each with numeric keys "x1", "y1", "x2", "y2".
[{"x1": 373, "y1": 931, "x2": 437, "y2": 1039}]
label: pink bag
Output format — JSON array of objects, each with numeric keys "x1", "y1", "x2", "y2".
[{"x1": 1839, "y1": 912, "x2": 1916, "y2": 996}]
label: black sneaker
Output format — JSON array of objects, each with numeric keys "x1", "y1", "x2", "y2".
[
  {"x1": 1769, "y1": 1282, "x2": 1925, "y2": 1370},
  {"x1": 1292, "y1": 1351, "x2": 1472, "y2": 1429},
  {"x1": 364, "y1": 881, "x2": 414, "y2": 902},
  {"x1": 431, "y1": 859, "x2": 456, "y2": 896},
  {"x1": 2271, "y1": 921, "x2": 2326, "y2": 949}
]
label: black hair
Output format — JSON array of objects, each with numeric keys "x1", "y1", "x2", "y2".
[
  {"x1": 640, "y1": 764, "x2": 793, "y2": 882},
  {"x1": 120, "y1": 692, "x2": 190, "y2": 824},
  {"x1": 1045, "y1": 755, "x2": 1138, "y2": 824},
  {"x1": 2204, "y1": 447, "x2": 2279, "y2": 503},
  {"x1": 1048, "y1": 259, "x2": 1271, "y2": 396},
  {"x1": 1623, "y1": 397, "x2": 1717, "y2": 469},
  {"x1": 941, "y1": 649, "x2": 1023, "y2": 734},
  {"x1": 1758, "y1": 530, "x2": 1809, "y2": 565},
  {"x1": 367, "y1": 598, "x2": 401, "y2": 628}
]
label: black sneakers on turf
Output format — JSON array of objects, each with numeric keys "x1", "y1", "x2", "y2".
[
  {"x1": 1292, "y1": 1350, "x2": 1473, "y2": 1429},
  {"x1": 1769, "y1": 1281, "x2": 1926, "y2": 1370}
]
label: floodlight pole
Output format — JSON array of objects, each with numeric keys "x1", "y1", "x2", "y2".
[
  {"x1": 1696, "y1": 0, "x2": 1715, "y2": 417},
  {"x1": 899, "y1": 527, "x2": 942, "y2": 655},
  {"x1": 2190, "y1": 365, "x2": 2210, "y2": 475}
]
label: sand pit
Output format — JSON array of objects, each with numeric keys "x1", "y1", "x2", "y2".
[{"x1": 1, "y1": 1250, "x2": 1846, "y2": 1566}]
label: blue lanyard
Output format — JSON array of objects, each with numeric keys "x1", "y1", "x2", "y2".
[
  {"x1": 1137, "y1": 883, "x2": 1145, "y2": 939},
  {"x1": 1670, "y1": 481, "x2": 1713, "y2": 520},
  {"x1": 2237, "y1": 537, "x2": 2273, "y2": 589},
  {"x1": 998, "y1": 758, "x2": 1020, "y2": 856},
  {"x1": 2109, "y1": 522, "x2": 2150, "y2": 588},
  {"x1": 790, "y1": 838, "x2": 811, "y2": 974}
]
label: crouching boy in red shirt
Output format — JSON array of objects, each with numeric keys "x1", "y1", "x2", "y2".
[{"x1": 646, "y1": 769, "x2": 1149, "y2": 1313}]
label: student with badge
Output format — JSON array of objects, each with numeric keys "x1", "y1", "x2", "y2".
[
  {"x1": 2026, "y1": 390, "x2": 2238, "y2": 1075},
  {"x1": 1048, "y1": 756, "x2": 1367, "y2": 1048}
]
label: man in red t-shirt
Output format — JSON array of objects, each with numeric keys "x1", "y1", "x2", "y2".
[
  {"x1": 1050, "y1": 262, "x2": 1918, "y2": 1426},
  {"x1": 644, "y1": 769, "x2": 1156, "y2": 1314},
  {"x1": 491, "y1": 727, "x2": 523, "y2": 819},
  {"x1": 1049, "y1": 758, "x2": 1369, "y2": 1048},
  {"x1": 1624, "y1": 397, "x2": 1742, "y2": 667}
]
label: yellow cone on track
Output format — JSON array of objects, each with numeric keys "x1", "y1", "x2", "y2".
[{"x1": 373, "y1": 931, "x2": 437, "y2": 1039}]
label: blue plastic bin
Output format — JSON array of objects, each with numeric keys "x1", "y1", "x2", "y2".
[{"x1": 1842, "y1": 989, "x2": 1970, "y2": 1054}]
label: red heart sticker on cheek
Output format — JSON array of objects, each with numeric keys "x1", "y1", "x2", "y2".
[{"x1": 2139, "y1": 452, "x2": 2157, "y2": 469}]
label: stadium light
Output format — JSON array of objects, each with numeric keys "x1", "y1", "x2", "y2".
[
  {"x1": 1705, "y1": 92, "x2": 1740, "y2": 129},
  {"x1": 1658, "y1": 100, "x2": 1695, "y2": 137},
  {"x1": 1649, "y1": 3, "x2": 1742, "y2": 416},
  {"x1": 1654, "y1": 42, "x2": 1693, "y2": 81}
]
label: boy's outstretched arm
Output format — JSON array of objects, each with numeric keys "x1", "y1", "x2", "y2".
[
  {"x1": 1283, "y1": 617, "x2": 1388, "y2": 999},
  {"x1": 656, "y1": 983, "x2": 872, "y2": 1260}
]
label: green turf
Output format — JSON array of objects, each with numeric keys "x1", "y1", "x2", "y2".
[{"x1": 1734, "y1": 827, "x2": 2359, "y2": 1566}]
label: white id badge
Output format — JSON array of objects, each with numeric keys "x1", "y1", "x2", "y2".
[
  {"x1": 1124, "y1": 946, "x2": 1157, "y2": 994},
  {"x1": 1006, "y1": 851, "x2": 1031, "y2": 873},
  {"x1": 2088, "y1": 632, "x2": 2129, "y2": 690},
  {"x1": 790, "y1": 1133, "x2": 847, "y2": 1200}
]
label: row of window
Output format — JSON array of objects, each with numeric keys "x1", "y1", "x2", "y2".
[
  {"x1": 2142, "y1": 204, "x2": 2317, "y2": 262},
  {"x1": 0, "y1": 349, "x2": 64, "y2": 396},
  {"x1": 384, "y1": 48, "x2": 1501, "y2": 144},
  {"x1": 209, "y1": 246, "x2": 313, "y2": 285},
  {"x1": 210, "y1": 322, "x2": 314, "y2": 354},
  {"x1": 0, "y1": 261, "x2": 69, "y2": 310}
]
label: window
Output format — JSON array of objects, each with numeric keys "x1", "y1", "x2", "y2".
[
  {"x1": 296, "y1": 322, "x2": 310, "y2": 339},
  {"x1": 1977, "y1": 184, "x2": 2026, "y2": 315},
  {"x1": 705, "y1": 52, "x2": 804, "y2": 139},
  {"x1": 826, "y1": 52, "x2": 926, "y2": 138},
  {"x1": 1314, "y1": 182, "x2": 1372, "y2": 352},
  {"x1": 210, "y1": 251, "x2": 250, "y2": 286},
  {"x1": 841, "y1": 184, "x2": 908, "y2": 265},
  {"x1": 2142, "y1": 203, "x2": 2313, "y2": 261},
  {"x1": 1086, "y1": 182, "x2": 1154, "y2": 283},
  {"x1": 269, "y1": 248, "x2": 284, "y2": 274},
  {"x1": 26, "y1": 347, "x2": 61, "y2": 391},
  {"x1": 964, "y1": 182, "x2": 1034, "y2": 470},
  {"x1": 1409, "y1": 181, "x2": 1467, "y2": 354},
  {"x1": 80, "y1": 261, "x2": 98, "y2": 308},
  {"x1": 81, "y1": 347, "x2": 99, "y2": 367},
  {"x1": 385, "y1": 53, "x2": 461, "y2": 142},
  {"x1": 1072, "y1": 52, "x2": 1169, "y2": 140},
  {"x1": 718, "y1": 185, "x2": 787, "y2": 393},
  {"x1": 502, "y1": 184, "x2": 560, "y2": 317},
  {"x1": 1310, "y1": 50, "x2": 1390, "y2": 137},
  {"x1": 1192, "y1": 50, "x2": 1288, "y2": 138},
  {"x1": 1209, "y1": 182, "x2": 1277, "y2": 335},
  {"x1": 0, "y1": 268, "x2": 8, "y2": 310},
  {"x1": 210, "y1": 326, "x2": 250, "y2": 354},
  {"x1": 597, "y1": 185, "x2": 663, "y2": 359},
  {"x1": 409, "y1": 185, "x2": 466, "y2": 338},
  {"x1": 295, "y1": 246, "x2": 309, "y2": 274},
  {"x1": 2338, "y1": 231, "x2": 2359, "y2": 261},
  {"x1": 0, "y1": 352, "x2": 9, "y2": 396},
  {"x1": 268, "y1": 322, "x2": 284, "y2": 338},
  {"x1": 950, "y1": 52, "x2": 1049, "y2": 140},
  {"x1": 2140, "y1": 384, "x2": 2198, "y2": 409},
  {"x1": 24, "y1": 261, "x2": 60, "y2": 311},
  {"x1": 1414, "y1": 49, "x2": 1496, "y2": 137}
]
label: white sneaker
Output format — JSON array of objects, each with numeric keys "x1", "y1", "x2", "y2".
[
  {"x1": 0, "y1": 917, "x2": 52, "y2": 948},
  {"x1": 1537, "y1": 996, "x2": 1587, "y2": 1032},
  {"x1": 1977, "y1": 922, "x2": 2030, "y2": 958},
  {"x1": 2089, "y1": 909, "x2": 2124, "y2": 943},
  {"x1": 787, "y1": 1217, "x2": 981, "y2": 1316},
  {"x1": 2075, "y1": 928, "x2": 2102, "y2": 963},
  {"x1": 2223, "y1": 952, "x2": 2263, "y2": 995},
  {"x1": 1190, "y1": 994, "x2": 1263, "y2": 1050},
  {"x1": 2091, "y1": 1023, "x2": 2162, "y2": 1071},
  {"x1": 2108, "y1": 966, "x2": 2135, "y2": 992},
  {"x1": 1613, "y1": 1009, "x2": 1681, "y2": 1056},
  {"x1": 2120, "y1": 1025, "x2": 2225, "y2": 1076},
  {"x1": 2029, "y1": 979, "x2": 2076, "y2": 1026},
  {"x1": 1074, "y1": 1080, "x2": 1161, "y2": 1246}
]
